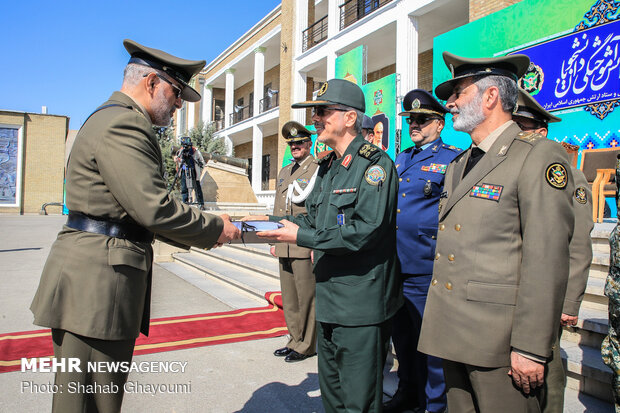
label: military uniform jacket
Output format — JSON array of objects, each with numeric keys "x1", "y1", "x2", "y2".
[
  {"x1": 418, "y1": 122, "x2": 575, "y2": 367},
  {"x1": 395, "y1": 139, "x2": 461, "y2": 275},
  {"x1": 273, "y1": 155, "x2": 319, "y2": 258},
  {"x1": 272, "y1": 136, "x2": 403, "y2": 326},
  {"x1": 564, "y1": 168, "x2": 594, "y2": 316},
  {"x1": 30, "y1": 92, "x2": 224, "y2": 341}
]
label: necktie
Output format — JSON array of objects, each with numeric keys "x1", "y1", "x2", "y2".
[
  {"x1": 291, "y1": 162, "x2": 300, "y2": 174},
  {"x1": 463, "y1": 147, "x2": 485, "y2": 177}
]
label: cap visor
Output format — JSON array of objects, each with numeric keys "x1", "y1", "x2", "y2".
[
  {"x1": 398, "y1": 108, "x2": 445, "y2": 117},
  {"x1": 291, "y1": 100, "x2": 333, "y2": 108},
  {"x1": 182, "y1": 86, "x2": 201, "y2": 103}
]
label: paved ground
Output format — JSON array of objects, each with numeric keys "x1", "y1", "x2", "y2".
[{"x1": 0, "y1": 215, "x2": 613, "y2": 412}]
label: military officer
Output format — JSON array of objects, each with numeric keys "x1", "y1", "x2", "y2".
[
  {"x1": 271, "y1": 121, "x2": 319, "y2": 362},
  {"x1": 361, "y1": 114, "x2": 375, "y2": 142},
  {"x1": 251, "y1": 79, "x2": 402, "y2": 412},
  {"x1": 513, "y1": 88, "x2": 593, "y2": 413},
  {"x1": 384, "y1": 89, "x2": 461, "y2": 413},
  {"x1": 30, "y1": 39, "x2": 240, "y2": 413},
  {"x1": 418, "y1": 52, "x2": 575, "y2": 413}
]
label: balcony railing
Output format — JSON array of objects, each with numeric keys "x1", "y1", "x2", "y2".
[
  {"x1": 259, "y1": 92, "x2": 279, "y2": 113},
  {"x1": 339, "y1": 0, "x2": 392, "y2": 30},
  {"x1": 229, "y1": 105, "x2": 252, "y2": 125},
  {"x1": 213, "y1": 120, "x2": 225, "y2": 132},
  {"x1": 302, "y1": 15, "x2": 328, "y2": 52}
]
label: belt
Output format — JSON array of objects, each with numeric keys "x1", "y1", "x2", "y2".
[{"x1": 66, "y1": 212, "x2": 154, "y2": 244}]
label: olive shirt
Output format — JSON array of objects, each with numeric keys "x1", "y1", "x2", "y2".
[
  {"x1": 31, "y1": 91, "x2": 224, "y2": 341},
  {"x1": 418, "y1": 122, "x2": 575, "y2": 367},
  {"x1": 270, "y1": 135, "x2": 402, "y2": 326}
]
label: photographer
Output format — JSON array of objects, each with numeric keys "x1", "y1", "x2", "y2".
[{"x1": 175, "y1": 136, "x2": 205, "y2": 209}]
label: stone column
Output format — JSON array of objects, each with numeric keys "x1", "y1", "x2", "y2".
[
  {"x1": 254, "y1": 47, "x2": 266, "y2": 115},
  {"x1": 396, "y1": 11, "x2": 418, "y2": 95},
  {"x1": 251, "y1": 124, "x2": 263, "y2": 193},
  {"x1": 327, "y1": 50, "x2": 337, "y2": 80},
  {"x1": 293, "y1": 70, "x2": 307, "y2": 124},
  {"x1": 187, "y1": 101, "x2": 195, "y2": 132},
  {"x1": 296, "y1": 0, "x2": 309, "y2": 55},
  {"x1": 328, "y1": 0, "x2": 341, "y2": 38},
  {"x1": 202, "y1": 84, "x2": 213, "y2": 124},
  {"x1": 225, "y1": 68, "x2": 235, "y2": 128}
]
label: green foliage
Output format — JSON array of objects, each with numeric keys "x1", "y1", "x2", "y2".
[
  {"x1": 187, "y1": 121, "x2": 231, "y2": 156},
  {"x1": 153, "y1": 126, "x2": 179, "y2": 193}
]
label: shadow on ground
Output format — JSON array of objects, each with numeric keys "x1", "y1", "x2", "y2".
[{"x1": 234, "y1": 373, "x2": 324, "y2": 413}]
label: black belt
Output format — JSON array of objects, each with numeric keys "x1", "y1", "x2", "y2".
[{"x1": 66, "y1": 212, "x2": 154, "y2": 244}]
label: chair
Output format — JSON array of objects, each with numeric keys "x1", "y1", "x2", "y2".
[{"x1": 579, "y1": 147, "x2": 620, "y2": 222}]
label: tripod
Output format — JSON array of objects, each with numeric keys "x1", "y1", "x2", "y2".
[{"x1": 169, "y1": 153, "x2": 197, "y2": 205}]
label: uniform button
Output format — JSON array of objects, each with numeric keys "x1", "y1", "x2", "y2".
[
  {"x1": 455, "y1": 224, "x2": 461, "y2": 231},
  {"x1": 402, "y1": 193, "x2": 406, "y2": 198},
  {"x1": 406, "y1": 178, "x2": 410, "y2": 182},
  {"x1": 431, "y1": 235, "x2": 436, "y2": 240},
  {"x1": 445, "y1": 282, "x2": 452, "y2": 290},
  {"x1": 399, "y1": 178, "x2": 403, "y2": 182},
  {"x1": 396, "y1": 226, "x2": 399, "y2": 230},
  {"x1": 435, "y1": 253, "x2": 440, "y2": 260},
  {"x1": 397, "y1": 209, "x2": 401, "y2": 213},
  {"x1": 448, "y1": 254, "x2": 455, "y2": 261},
  {"x1": 439, "y1": 224, "x2": 445, "y2": 231},
  {"x1": 431, "y1": 279, "x2": 438, "y2": 286}
]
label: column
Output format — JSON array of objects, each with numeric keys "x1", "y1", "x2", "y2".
[
  {"x1": 254, "y1": 47, "x2": 266, "y2": 116},
  {"x1": 187, "y1": 101, "x2": 195, "y2": 132},
  {"x1": 327, "y1": 0, "x2": 341, "y2": 38},
  {"x1": 225, "y1": 68, "x2": 235, "y2": 128},
  {"x1": 202, "y1": 84, "x2": 213, "y2": 124},
  {"x1": 251, "y1": 124, "x2": 263, "y2": 193},
  {"x1": 396, "y1": 12, "x2": 418, "y2": 96},
  {"x1": 295, "y1": 0, "x2": 309, "y2": 55},
  {"x1": 326, "y1": 50, "x2": 337, "y2": 80},
  {"x1": 292, "y1": 69, "x2": 307, "y2": 124}
]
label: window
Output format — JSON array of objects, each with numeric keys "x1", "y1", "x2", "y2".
[{"x1": 261, "y1": 154, "x2": 270, "y2": 190}]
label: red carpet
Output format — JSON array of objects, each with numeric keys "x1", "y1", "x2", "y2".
[{"x1": 0, "y1": 292, "x2": 286, "y2": 373}]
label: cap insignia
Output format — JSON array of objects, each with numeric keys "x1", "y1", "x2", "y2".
[
  {"x1": 545, "y1": 163, "x2": 568, "y2": 189},
  {"x1": 412, "y1": 99, "x2": 421, "y2": 109},
  {"x1": 318, "y1": 82, "x2": 329, "y2": 97},
  {"x1": 290, "y1": 127, "x2": 298, "y2": 137}
]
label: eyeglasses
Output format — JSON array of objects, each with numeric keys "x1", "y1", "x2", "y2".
[
  {"x1": 406, "y1": 115, "x2": 439, "y2": 125},
  {"x1": 155, "y1": 74, "x2": 183, "y2": 99},
  {"x1": 288, "y1": 140, "x2": 311, "y2": 146},
  {"x1": 312, "y1": 106, "x2": 349, "y2": 117}
]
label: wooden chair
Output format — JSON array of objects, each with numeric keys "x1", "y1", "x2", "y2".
[{"x1": 579, "y1": 147, "x2": 620, "y2": 222}]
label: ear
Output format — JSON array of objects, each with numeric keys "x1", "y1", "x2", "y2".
[
  {"x1": 144, "y1": 72, "x2": 158, "y2": 96},
  {"x1": 484, "y1": 86, "x2": 500, "y2": 110},
  {"x1": 437, "y1": 119, "x2": 445, "y2": 134},
  {"x1": 344, "y1": 110, "x2": 357, "y2": 128}
]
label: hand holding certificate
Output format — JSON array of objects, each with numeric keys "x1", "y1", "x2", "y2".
[{"x1": 256, "y1": 219, "x2": 299, "y2": 244}]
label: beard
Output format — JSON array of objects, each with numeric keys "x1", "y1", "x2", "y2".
[
  {"x1": 151, "y1": 87, "x2": 175, "y2": 127},
  {"x1": 452, "y1": 92, "x2": 485, "y2": 133}
]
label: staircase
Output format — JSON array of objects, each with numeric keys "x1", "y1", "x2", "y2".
[{"x1": 156, "y1": 223, "x2": 616, "y2": 411}]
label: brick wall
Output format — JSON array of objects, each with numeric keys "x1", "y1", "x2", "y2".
[
  {"x1": 367, "y1": 63, "x2": 396, "y2": 84},
  {"x1": 0, "y1": 112, "x2": 67, "y2": 214},
  {"x1": 469, "y1": 0, "x2": 522, "y2": 22},
  {"x1": 234, "y1": 133, "x2": 278, "y2": 190}
]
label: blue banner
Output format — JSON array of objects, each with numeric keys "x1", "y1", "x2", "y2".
[{"x1": 510, "y1": 20, "x2": 620, "y2": 111}]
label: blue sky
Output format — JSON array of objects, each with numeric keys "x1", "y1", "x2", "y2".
[{"x1": 0, "y1": 0, "x2": 280, "y2": 129}]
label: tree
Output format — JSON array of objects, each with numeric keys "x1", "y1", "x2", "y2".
[
  {"x1": 153, "y1": 126, "x2": 178, "y2": 193},
  {"x1": 187, "y1": 121, "x2": 230, "y2": 155}
]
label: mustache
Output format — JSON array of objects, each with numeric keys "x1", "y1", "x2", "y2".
[{"x1": 450, "y1": 108, "x2": 460, "y2": 115}]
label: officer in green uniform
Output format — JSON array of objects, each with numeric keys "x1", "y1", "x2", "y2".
[
  {"x1": 253, "y1": 79, "x2": 402, "y2": 412},
  {"x1": 30, "y1": 39, "x2": 240, "y2": 413},
  {"x1": 512, "y1": 89, "x2": 593, "y2": 413},
  {"x1": 271, "y1": 121, "x2": 318, "y2": 362}
]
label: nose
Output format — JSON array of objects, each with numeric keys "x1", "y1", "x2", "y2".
[{"x1": 445, "y1": 94, "x2": 457, "y2": 109}]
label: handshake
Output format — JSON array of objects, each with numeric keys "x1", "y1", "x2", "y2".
[{"x1": 214, "y1": 214, "x2": 300, "y2": 248}]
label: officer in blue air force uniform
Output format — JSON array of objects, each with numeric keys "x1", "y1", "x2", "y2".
[{"x1": 384, "y1": 89, "x2": 461, "y2": 413}]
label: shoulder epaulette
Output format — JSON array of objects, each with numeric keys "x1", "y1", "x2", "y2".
[
  {"x1": 318, "y1": 152, "x2": 335, "y2": 164},
  {"x1": 358, "y1": 143, "x2": 380, "y2": 160},
  {"x1": 516, "y1": 131, "x2": 544, "y2": 144},
  {"x1": 443, "y1": 144, "x2": 463, "y2": 153}
]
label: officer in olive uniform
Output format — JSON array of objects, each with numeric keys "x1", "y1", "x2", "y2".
[
  {"x1": 513, "y1": 89, "x2": 593, "y2": 413},
  {"x1": 255, "y1": 79, "x2": 402, "y2": 412},
  {"x1": 418, "y1": 52, "x2": 574, "y2": 413},
  {"x1": 384, "y1": 89, "x2": 461, "y2": 413},
  {"x1": 30, "y1": 39, "x2": 240, "y2": 413},
  {"x1": 271, "y1": 121, "x2": 319, "y2": 362}
]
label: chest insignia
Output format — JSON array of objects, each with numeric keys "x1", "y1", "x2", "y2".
[
  {"x1": 365, "y1": 165, "x2": 386, "y2": 186},
  {"x1": 546, "y1": 163, "x2": 568, "y2": 189},
  {"x1": 469, "y1": 183, "x2": 503, "y2": 202},
  {"x1": 575, "y1": 186, "x2": 587, "y2": 204},
  {"x1": 421, "y1": 163, "x2": 447, "y2": 174},
  {"x1": 341, "y1": 154, "x2": 353, "y2": 168},
  {"x1": 333, "y1": 188, "x2": 358, "y2": 194},
  {"x1": 297, "y1": 178, "x2": 309, "y2": 185}
]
